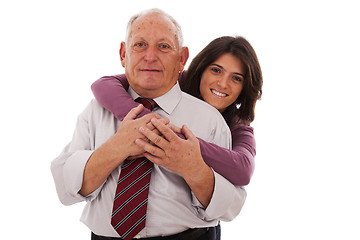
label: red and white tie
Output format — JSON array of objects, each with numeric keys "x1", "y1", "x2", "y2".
[{"x1": 111, "y1": 98, "x2": 157, "y2": 240}]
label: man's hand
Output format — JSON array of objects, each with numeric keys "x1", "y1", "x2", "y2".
[
  {"x1": 79, "y1": 105, "x2": 168, "y2": 196},
  {"x1": 135, "y1": 118, "x2": 214, "y2": 207},
  {"x1": 135, "y1": 118, "x2": 204, "y2": 177},
  {"x1": 104, "y1": 105, "x2": 169, "y2": 160}
]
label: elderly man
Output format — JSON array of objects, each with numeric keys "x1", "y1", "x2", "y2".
[{"x1": 51, "y1": 8, "x2": 246, "y2": 240}]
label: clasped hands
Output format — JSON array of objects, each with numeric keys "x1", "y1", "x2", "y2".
[{"x1": 113, "y1": 104, "x2": 207, "y2": 178}]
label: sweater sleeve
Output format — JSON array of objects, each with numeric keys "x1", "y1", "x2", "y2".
[
  {"x1": 91, "y1": 74, "x2": 255, "y2": 186},
  {"x1": 198, "y1": 124, "x2": 256, "y2": 186},
  {"x1": 91, "y1": 74, "x2": 151, "y2": 120}
]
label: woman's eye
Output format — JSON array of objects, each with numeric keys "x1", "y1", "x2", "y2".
[
  {"x1": 233, "y1": 76, "x2": 243, "y2": 82},
  {"x1": 211, "y1": 67, "x2": 221, "y2": 73}
]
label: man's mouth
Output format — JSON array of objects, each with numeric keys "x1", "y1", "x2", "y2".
[
  {"x1": 211, "y1": 89, "x2": 227, "y2": 97},
  {"x1": 140, "y1": 69, "x2": 161, "y2": 72}
]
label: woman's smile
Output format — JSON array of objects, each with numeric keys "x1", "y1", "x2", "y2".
[{"x1": 210, "y1": 88, "x2": 228, "y2": 98}]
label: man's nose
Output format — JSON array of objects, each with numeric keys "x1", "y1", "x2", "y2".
[{"x1": 144, "y1": 45, "x2": 158, "y2": 62}]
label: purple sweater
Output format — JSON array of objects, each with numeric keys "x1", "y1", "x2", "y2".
[{"x1": 91, "y1": 74, "x2": 256, "y2": 186}]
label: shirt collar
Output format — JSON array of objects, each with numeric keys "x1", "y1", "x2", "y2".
[{"x1": 128, "y1": 82, "x2": 182, "y2": 115}]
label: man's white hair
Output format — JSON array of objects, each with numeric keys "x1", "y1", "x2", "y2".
[{"x1": 125, "y1": 8, "x2": 184, "y2": 49}]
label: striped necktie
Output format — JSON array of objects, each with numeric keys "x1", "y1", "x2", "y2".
[{"x1": 111, "y1": 98, "x2": 157, "y2": 240}]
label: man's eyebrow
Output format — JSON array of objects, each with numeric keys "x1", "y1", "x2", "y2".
[
  {"x1": 132, "y1": 37, "x2": 176, "y2": 47},
  {"x1": 158, "y1": 38, "x2": 176, "y2": 46},
  {"x1": 211, "y1": 63, "x2": 245, "y2": 78},
  {"x1": 133, "y1": 37, "x2": 146, "y2": 41}
]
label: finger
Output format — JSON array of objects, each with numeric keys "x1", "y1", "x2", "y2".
[
  {"x1": 135, "y1": 138, "x2": 164, "y2": 158},
  {"x1": 158, "y1": 117, "x2": 170, "y2": 125},
  {"x1": 151, "y1": 118, "x2": 179, "y2": 142},
  {"x1": 127, "y1": 153, "x2": 145, "y2": 160},
  {"x1": 143, "y1": 152, "x2": 163, "y2": 166},
  {"x1": 139, "y1": 126, "x2": 169, "y2": 149},
  {"x1": 123, "y1": 105, "x2": 144, "y2": 121},
  {"x1": 150, "y1": 128, "x2": 162, "y2": 137},
  {"x1": 169, "y1": 124, "x2": 182, "y2": 134},
  {"x1": 146, "y1": 117, "x2": 170, "y2": 131},
  {"x1": 146, "y1": 121, "x2": 156, "y2": 131},
  {"x1": 135, "y1": 112, "x2": 161, "y2": 126},
  {"x1": 181, "y1": 125, "x2": 196, "y2": 141},
  {"x1": 134, "y1": 138, "x2": 148, "y2": 148}
]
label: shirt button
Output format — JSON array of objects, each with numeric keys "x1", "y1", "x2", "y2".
[{"x1": 134, "y1": 234, "x2": 141, "y2": 239}]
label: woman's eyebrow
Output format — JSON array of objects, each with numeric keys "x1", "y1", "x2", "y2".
[
  {"x1": 211, "y1": 63, "x2": 245, "y2": 78},
  {"x1": 211, "y1": 63, "x2": 224, "y2": 70},
  {"x1": 234, "y1": 72, "x2": 245, "y2": 79}
]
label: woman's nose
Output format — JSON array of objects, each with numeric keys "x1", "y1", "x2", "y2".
[{"x1": 216, "y1": 77, "x2": 227, "y2": 88}]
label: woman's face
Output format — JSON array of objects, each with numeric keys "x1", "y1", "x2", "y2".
[{"x1": 199, "y1": 53, "x2": 245, "y2": 112}]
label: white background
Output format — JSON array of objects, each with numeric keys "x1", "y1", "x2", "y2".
[{"x1": 1, "y1": 0, "x2": 359, "y2": 239}]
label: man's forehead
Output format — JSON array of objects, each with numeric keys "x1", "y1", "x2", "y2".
[
  {"x1": 131, "y1": 14, "x2": 176, "y2": 34},
  {"x1": 129, "y1": 17, "x2": 177, "y2": 43},
  {"x1": 134, "y1": 13, "x2": 173, "y2": 26}
]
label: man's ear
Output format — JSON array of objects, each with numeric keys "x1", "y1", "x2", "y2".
[
  {"x1": 119, "y1": 41, "x2": 126, "y2": 67},
  {"x1": 179, "y1": 46, "x2": 189, "y2": 71}
]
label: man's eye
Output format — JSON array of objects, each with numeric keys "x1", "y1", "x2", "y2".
[
  {"x1": 159, "y1": 43, "x2": 170, "y2": 49},
  {"x1": 135, "y1": 42, "x2": 146, "y2": 47}
]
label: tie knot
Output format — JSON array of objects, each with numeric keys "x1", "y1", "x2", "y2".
[{"x1": 136, "y1": 97, "x2": 158, "y2": 111}]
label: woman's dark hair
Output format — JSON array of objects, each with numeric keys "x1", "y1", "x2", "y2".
[{"x1": 180, "y1": 36, "x2": 263, "y2": 127}]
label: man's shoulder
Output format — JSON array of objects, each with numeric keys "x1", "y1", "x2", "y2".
[
  {"x1": 178, "y1": 92, "x2": 231, "y2": 147},
  {"x1": 178, "y1": 92, "x2": 229, "y2": 129},
  {"x1": 84, "y1": 99, "x2": 105, "y2": 112},
  {"x1": 80, "y1": 99, "x2": 116, "y2": 121},
  {"x1": 180, "y1": 92, "x2": 221, "y2": 116}
]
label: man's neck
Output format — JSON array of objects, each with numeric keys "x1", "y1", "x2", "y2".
[{"x1": 129, "y1": 82, "x2": 177, "y2": 99}]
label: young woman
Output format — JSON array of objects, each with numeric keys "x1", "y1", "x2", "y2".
[{"x1": 91, "y1": 36, "x2": 263, "y2": 187}]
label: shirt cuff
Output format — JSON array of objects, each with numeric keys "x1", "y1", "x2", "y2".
[
  {"x1": 192, "y1": 170, "x2": 240, "y2": 220},
  {"x1": 63, "y1": 150, "x2": 93, "y2": 199}
]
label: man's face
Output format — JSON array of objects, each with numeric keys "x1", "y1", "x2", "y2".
[{"x1": 120, "y1": 13, "x2": 188, "y2": 98}]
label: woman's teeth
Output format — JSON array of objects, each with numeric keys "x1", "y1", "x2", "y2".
[{"x1": 211, "y1": 89, "x2": 226, "y2": 97}]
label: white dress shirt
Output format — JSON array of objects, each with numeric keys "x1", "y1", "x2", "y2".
[{"x1": 51, "y1": 82, "x2": 246, "y2": 238}]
